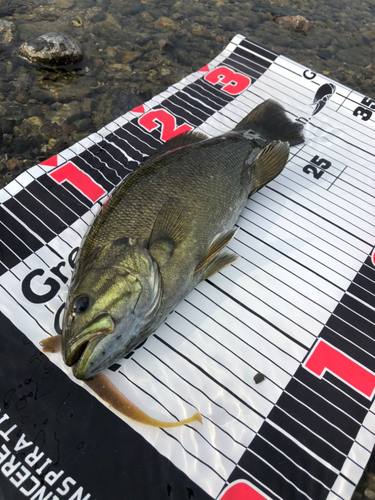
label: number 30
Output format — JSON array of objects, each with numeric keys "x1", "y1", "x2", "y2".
[{"x1": 205, "y1": 66, "x2": 251, "y2": 95}]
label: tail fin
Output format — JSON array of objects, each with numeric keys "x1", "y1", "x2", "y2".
[{"x1": 234, "y1": 99, "x2": 304, "y2": 146}]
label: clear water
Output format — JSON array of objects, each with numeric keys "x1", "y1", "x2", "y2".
[{"x1": 0, "y1": 0, "x2": 374, "y2": 188}]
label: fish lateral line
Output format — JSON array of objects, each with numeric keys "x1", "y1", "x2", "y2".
[{"x1": 40, "y1": 335, "x2": 202, "y2": 428}]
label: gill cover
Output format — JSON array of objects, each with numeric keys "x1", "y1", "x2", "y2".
[{"x1": 62, "y1": 237, "x2": 162, "y2": 379}]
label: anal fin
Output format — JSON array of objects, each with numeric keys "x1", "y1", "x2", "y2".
[
  {"x1": 195, "y1": 228, "x2": 237, "y2": 274},
  {"x1": 198, "y1": 252, "x2": 238, "y2": 282}
]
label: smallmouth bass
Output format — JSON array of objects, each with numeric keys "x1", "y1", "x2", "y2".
[{"x1": 43, "y1": 99, "x2": 304, "y2": 427}]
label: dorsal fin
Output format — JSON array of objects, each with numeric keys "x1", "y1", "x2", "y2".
[
  {"x1": 249, "y1": 140, "x2": 289, "y2": 196},
  {"x1": 144, "y1": 131, "x2": 208, "y2": 164},
  {"x1": 195, "y1": 228, "x2": 237, "y2": 274}
]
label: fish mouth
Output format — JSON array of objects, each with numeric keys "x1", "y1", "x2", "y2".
[
  {"x1": 64, "y1": 313, "x2": 115, "y2": 369},
  {"x1": 72, "y1": 334, "x2": 108, "y2": 380},
  {"x1": 66, "y1": 333, "x2": 106, "y2": 367}
]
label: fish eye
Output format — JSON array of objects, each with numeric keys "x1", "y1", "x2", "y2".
[{"x1": 73, "y1": 295, "x2": 90, "y2": 314}]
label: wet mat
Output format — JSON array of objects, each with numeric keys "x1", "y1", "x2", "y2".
[{"x1": 0, "y1": 34, "x2": 374, "y2": 500}]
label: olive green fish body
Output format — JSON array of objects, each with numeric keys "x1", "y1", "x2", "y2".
[
  {"x1": 62, "y1": 99, "x2": 304, "y2": 379},
  {"x1": 89, "y1": 137, "x2": 258, "y2": 300}
]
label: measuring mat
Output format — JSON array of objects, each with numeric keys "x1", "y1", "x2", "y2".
[{"x1": 0, "y1": 34, "x2": 374, "y2": 500}]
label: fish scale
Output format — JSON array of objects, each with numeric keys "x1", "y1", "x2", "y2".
[
  {"x1": 88, "y1": 138, "x2": 251, "y2": 250},
  {"x1": 61, "y1": 99, "x2": 304, "y2": 385}
]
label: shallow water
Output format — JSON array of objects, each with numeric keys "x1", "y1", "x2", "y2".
[
  {"x1": 0, "y1": 0, "x2": 374, "y2": 188},
  {"x1": 0, "y1": 0, "x2": 375, "y2": 497}
]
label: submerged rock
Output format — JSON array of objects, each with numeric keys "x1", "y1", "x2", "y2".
[
  {"x1": 0, "y1": 20, "x2": 18, "y2": 45},
  {"x1": 154, "y1": 17, "x2": 179, "y2": 31},
  {"x1": 19, "y1": 116, "x2": 43, "y2": 139},
  {"x1": 275, "y1": 15, "x2": 313, "y2": 33},
  {"x1": 18, "y1": 32, "x2": 83, "y2": 66}
]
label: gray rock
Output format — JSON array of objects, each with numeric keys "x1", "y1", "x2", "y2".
[
  {"x1": 0, "y1": 20, "x2": 18, "y2": 45},
  {"x1": 75, "y1": 117, "x2": 93, "y2": 133},
  {"x1": 331, "y1": 32, "x2": 354, "y2": 50},
  {"x1": 365, "y1": 488, "x2": 375, "y2": 500},
  {"x1": 298, "y1": 31, "x2": 333, "y2": 50},
  {"x1": 336, "y1": 46, "x2": 373, "y2": 66},
  {"x1": 317, "y1": 49, "x2": 333, "y2": 60},
  {"x1": 0, "y1": 6, "x2": 16, "y2": 17},
  {"x1": 18, "y1": 32, "x2": 83, "y2": 67},
  {"x1": 275, "y1": 15, "x2": 314, "y2": 33},
  {"x1": 0, "y1": 102, "x2": 25, "y2": 121},
  {"x1": 253, "y1": 373, "x2": 265, "y2": 384},
  {"x1": 352, "y1": 493, "x2": 363, "y2": 500},
  {"x1": 59, "y1": 0, "x2": 74, "y2": 8},
  {"x1": 49, "y1": 101, "x2": 83, "y2": 126},
  {"x1": 93, "y1": 90, "x2": 144, "y2": 129},
  {"x1": 90, "y1": 12, "x2": 107, "y2": 23},
  {"x1": 0, "y1": 119, "x2": 14, "y2": 135},
  {"x1": 19, "y1": 116, "x2": 42, "y2": 139}
]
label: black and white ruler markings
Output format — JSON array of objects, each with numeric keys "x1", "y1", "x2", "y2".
[{"x1": 0, "y1": 33, "x2": 375, "y2": 499}]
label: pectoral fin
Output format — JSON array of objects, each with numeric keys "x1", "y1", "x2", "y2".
[
  {"x1": 195, "y1": 228, "x2": 237, "y2": 274},
  {"x1": 149, "y1": 198, "x2": 190, "y2": 265}
]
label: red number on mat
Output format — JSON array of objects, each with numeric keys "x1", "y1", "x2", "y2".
[
  {"x1": 49, "y1": 162, "x2": 106, "y2": 203},
  {"x1": 205, "y1": 66, "x2": 251, "y2": 95},
  {"x1": 304, "y1": 339, "x2": 375, "y2": 399},
  {"x1": 138, "y1": 109, "x2": 193, "y2": 141},
  {"x1": 218, "y1": 481, "x2": 268, "y2": 500}
]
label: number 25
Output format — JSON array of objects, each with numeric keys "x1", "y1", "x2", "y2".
[{"x1": 302, "y1": 155, "x2": 331, "y2": 179}]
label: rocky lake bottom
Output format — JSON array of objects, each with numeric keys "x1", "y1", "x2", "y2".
[{"x1": 0, "y1": 0, "x2": 375, "y2": 498}]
